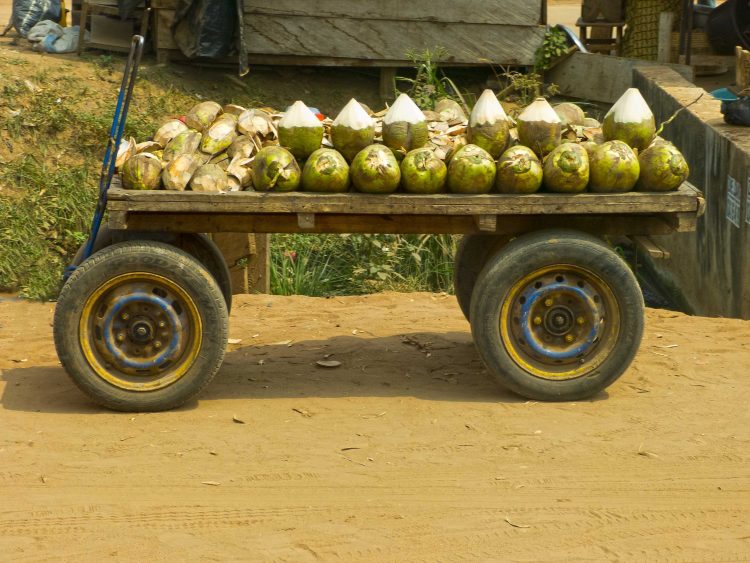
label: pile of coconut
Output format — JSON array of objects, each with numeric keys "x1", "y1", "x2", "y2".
[{"x1": 117, "y1": 88, "x2": 688, "y2": 195}]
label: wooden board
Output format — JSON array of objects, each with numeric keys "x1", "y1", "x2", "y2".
[
  {"x1": 107, "y1": 184, "x2": 702, "y2": 217},
  {"x1": 243, "y1": 0, "x2": 543, "y2": 27},
  {"x1": 242, "y1": 16, "x2": 545, "y2": 65}
]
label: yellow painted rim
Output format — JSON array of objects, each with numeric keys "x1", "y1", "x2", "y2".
[
  {"x1": 499, "y1": 264, "x2": 620, "y2": 380},
  {"x1": 79, "y1": 272, "x2": 203, "y2": 391}
]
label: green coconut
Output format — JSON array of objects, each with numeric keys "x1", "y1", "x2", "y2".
[
  {"x1": 382, "y1": 93, "x2": 428, "y2": 152},
  {"x1": 153, "y1": 119, "x2": 188, "y2": 147},
  {"x1": 467, "y1": 89, "x2": 510, "y2": 159},
  {"x1": 636, "y1": 141, "x2": 689, "y2": 192},
  {"x1": 602, "y1": 88, "x2": 656, "y2": 151},
  {"x1": 163, "y1": 130, "x2": 202, "y2": 162},
  {"x1": 200, "y1": 113, "x2": 238, "y2": 155},
  {"x1": 580, "y1": 140, "x2": 599, "y2": 160},
  {"x1": 278, "y1": 100, "x2": 324, "y2": 159},
  {"x1": 495, "y1": 145, "x2": 543, "y2": 194},
  {"x1": 517, "y1": 97, "x2": 562, "y2": 157},
  {"x1": 121, "y1": 153, "x2": 163, "y2": 190},
  {"x1": 350, "y1": 144, "x2": 401, "y2": 194},
  {"x1": 331, "y1": 98, "x2": 375, "y2": 162},
  {"x1": 554, "y1": 102, "x2": 586, "y2": 126},
  {"x1": 251, "y1": 146, "x2": 301, "y2": 192},
  {"x1": 400, "y1": 148, "x2": 447, "y2": 194},
  {"x1": 185, "y1": 101, "x2": 222, "y2": 132},
  {"x1": 589, "y1": 140, "x2": 640, "y2": 193},
  {"x1": 162, "y1": 153, "x2": 201, "y2": 191},
  {"x1": 189, "y1": 164, "x2": 228, "y2": 192},
  {"x1": 301, "y1": 148, "x2": 350, "y2": 193},
  {"x1": 543, "y1": 142, "x2": 590, "y2": 193},
  {"x1": 447, "y1": 144, "x2": 496, "y2": 194},
  {"x1": 227, "y1": 135, "x2": 256, "y2": 159}
]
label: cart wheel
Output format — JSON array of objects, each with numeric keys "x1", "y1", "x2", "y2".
[
  {"x1": 470, "y1": 230, "x2": 644, "y2": 401},
  {"x1": 54, "y1": 241, "x2": 228, "y2": 412},
  {"x1": 453, "y1": 234, "x2": 510, "y2": 321},
  {"x1": 70, "y1": 228, "x2": 233, "y2": 313}
]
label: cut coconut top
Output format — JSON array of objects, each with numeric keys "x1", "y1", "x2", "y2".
[
  {"x1": 279, "y1": 100, "x2": 323, "y2": 129},
  {"x1": 518, "y1": 97, "x2": 560, "y2": 124},
  {"x1": 384, "y1": 93, "x2": 425, "y2": 125},
  {"x1": 333, "y1": 98, "x2": 374, "y2": 130},
  {"x1": 470, "y1": 89, "x2": 507, "y2": 127},
  {"x1": 606, "y1": 88, "x2": 653, "y2": 124}
]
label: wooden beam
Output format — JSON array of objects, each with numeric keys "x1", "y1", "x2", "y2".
[
  {"x1": 658, "y1": 12, "x2": 675, "y2": 64},
  {"x1": 632, "y1": 235, "x2": 671, "y2": 259}
]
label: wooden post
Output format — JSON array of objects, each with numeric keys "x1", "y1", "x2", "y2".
[
  {"x1": 212, "y1": 233, "x2": 270, "y2": 294},
  {"x1": 379, "y1": 67, "x2": 396, "y2": 104},
  {"x1": 658, "y1": 12, "x2": 675, "y2": 64}
]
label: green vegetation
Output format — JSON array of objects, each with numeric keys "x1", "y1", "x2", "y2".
[
  {"x1": 534, "y1": 27, "x2": 570, "y2": 72},
  {"x1": 397, "y1": 47, "x2": 468, "y2": 112}
]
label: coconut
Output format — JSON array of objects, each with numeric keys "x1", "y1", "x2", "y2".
[
  {"x1": 115, "y1": 137, "x2": 136, "y2": 169},
  {"x1": 237, "y1": 108, "x2": 275, "y2": 138},
  {"x1": 636, "y1": 141, "x2": 689, "y2": 192},
  {"x1": 543, "y1": 142, "x2": 590, "y2": 193},
  {"x1": 583, "y1": 117, "x2": 601, "y2": 128},
  {"x1": 435, "y1": 98, "x2": 467, "y2": 123},
  {"x1": 602, "y1": 88, "x2": 656, "y2": 151},
  {"x1": 163, "y1": 130, "x2": 202, "y2": 162},
  {"x1": 153, "y1": 119, "x2": 188, "y2": 147},
  {"x1": 382, "y1": 93, "x2": 429, "y2": 153},
  {"x1": 589, "y1": 140, "x2": 640, "y2": 193},
  {"x1": 227, "y1": 135, "x2": 256, "y2": 159},
  {"x1": 162, "y1": 153, "x2": 201, "y2": 191},
  {"x1": 467, "y1": 89, "x2": 510, "y2": 159},
  {"x1": 447, "y1": 144, "x2": 496, "y2": 194},
  {"x1": 251, "y1": 146, "x2": 301, "y2": 192},
  {"x1": 121, "y1": 153, "x2": 163, "y2": 190},
  {"x1": 185, "y1": 101, "x2": 222, "y2": 132},
  {"x1": 495, "y1": 146, "x2": 543, "y2": 194},
  {"x1": 400, "y1": 148, "x2": 447, "y2": 194},
  {"x1": 222, "y1": 103, "x2": 246, "y2": 117},
  {"x1": 200, "y1": 113, "x2": 238, "y2": 155},
  {"x1": 330, "y1": 98, "x2": 375, "y2": 162},
  {"x1": 209, "y1": 152, "x2": 231, "y2": 170},
  {"x1": 517, "y1": 98, "x2": 562, "y2": 157},
  {"x1": 227, "y1": 157, "x2": 253, "y2": 188},
  {"x1": 189, "y1": 164, "x2": 228, "y2": 192},
  {"x1": 227, "y1": 175, "x2": 242, "y2": 192},
  {"x1": 350, "y1": 144, "x2": 401, "y2": 194},
  {"x1": 580, "y1": 141, "x2": 599, "y2": 160},
  {"x1": 554, "y1": 102, "x2": 586, "y2": 126},
  {"x1": 135, "y1": 140, "x2": 162, "y2": 154},
  {"x1": 301, "y1": 148, "x2": 350, "y2": 193},
  {"x1": 277, "y1": 100, "x2": 324, "y2": 159}
]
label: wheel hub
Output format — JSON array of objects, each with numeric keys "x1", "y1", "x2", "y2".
[{"x1": 544, "y1": 305, "x2": 574, "y2": 335}]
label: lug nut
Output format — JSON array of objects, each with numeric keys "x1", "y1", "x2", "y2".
[
  {"x1": 154, "y1": 340, "x2": 162, "y2": 349},
  {"x1": 533, "y1": 316, "x2": 542, "y2": 326},
  {"x1": 158, "y1": 321, "x2": 166, "y2": 328},
  {"x1": 121, "y1": 312, "x2": 130, "y2": 321},
  {"x1": 117, "y1": 332, "x2": 125, "y2": 342},
  {"x1": 565, "y1": 334, "x2": 575, "y2": 343},
  {"x1": 576, "y1": 316, "x2": 585, "y2": 325},
  {"x1": 544, "y1": 298, "x2": 553, "y2": 307}
]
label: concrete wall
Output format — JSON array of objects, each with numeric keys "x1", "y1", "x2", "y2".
[{"x1": 635, "y1": 66, "x2": 750, "y2": 318}]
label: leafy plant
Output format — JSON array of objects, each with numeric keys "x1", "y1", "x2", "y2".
[
  {"x1": 397, "y1": 47, "x2": 468, "y2": 112},
  {"x1": 534, "y1": 28, "x2": 570, "y2": 72}
]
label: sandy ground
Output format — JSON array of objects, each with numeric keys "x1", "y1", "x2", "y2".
[{"x1": 0, "y1": 293, "x2": 749, "y2": 560}]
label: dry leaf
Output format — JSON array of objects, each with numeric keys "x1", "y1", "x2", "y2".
[
  {"x1": 201, "y1": 481, "x2": 221, "y2": 486},
  {"x1": 316, "y1": 360, "x2": 342, "y2": 368},
  {"x1": 228, "y1": 338, "x2": 242, "y2": 344},
  {"x1": 504, "y1": 517, "x2": 530, "y2": 529},
  {"x1": 292, "y1": 408, "x2": 312, "y2": 418},
  {"x1": 232, "y1": 415, "x2": 245, "y2": 424}
]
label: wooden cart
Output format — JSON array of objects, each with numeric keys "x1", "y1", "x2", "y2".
[{"x1": 53, "y1": 184, "x2": 704, "y2": 411}]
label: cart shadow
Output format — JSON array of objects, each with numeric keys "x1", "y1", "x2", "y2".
[{"x1": 1, "y1": 332, "x2": 609, "y2": 413}]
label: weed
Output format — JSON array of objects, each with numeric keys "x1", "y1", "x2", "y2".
[
  {"x1": 397, "y1": 47, "x2": 467, "y2": 112},
  {"x1": 534, "y1": 28, "x2": 570, "y2": 72}
]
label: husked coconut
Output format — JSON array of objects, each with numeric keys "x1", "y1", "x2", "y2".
[
  {"x1": 135, "y1": 140, "x2": 162, "y2": 154},
  {"x1": 331, "y1": 98, "x2": 375, "y2": 162},
  {"x1": 517, "y1": 97, "x2": 561, "y2": 157},
  {"x1": 189, "y1": 163, "x2": 228, "y2": 192},
  {"x1": 185, "y1": 101, "x2": 222, "y2": 132},
  {"x1": 602, "y1": 88, "x2": 656, "y2": 151},
  {"x1": 222, "y1": 104, "x2": 247, "y2": 117},
  {"x1": 237, "y1": 108, "x2": 275, "y2": 138},
  {"x1": 350, "y1": 144, "x2": 401, "y2": 193},
  {"x1": 121, "y1": 153, "x2": 163, "y2": 190},
  {"x1": 163, "y1": 130, "x2": 202, "y2": 162},
  {"x1": 115, "y1": 137, "x2": 136, "y2": 169},
  {"x1": 201, "y1": 113, "x2": 238, "y2": 155},
  {"x1": 153, "y1": 119, "x2": 188, "y2": 147},
  {"x1": 277, "y1": 101, "x2": 324, "y2": 159},
  {"x1": 447, "y1": 144, "x2": 496, "y2": 194},
  {"x1": 468, "y1": 89, "x2": 510, "y2": 158},
  {"x1": 495, "y1": 145, "x2": 543, "y2": 194},
  {"x1": 382, "y1": 93, "x2": 428, "y2": 153},
  {"x1": 227, "y1": 135, "x2": 257, "y2": 159},
  {"x1": 400, "y1": 148, "x2": 447, "y2": 194},
  {"x1": 301, "y1": 148, "x2": 350, "y2": 193},
  {"x1": 162, "y1": 153, "x2": 201, "y2": 191},
  {"x1": 435, "y1": 98, "x2": 467, "y2": 124},
  {"x1": 227, "y1": 156, "x2": 253, "y2": 188},
  {"x1": 589, "y1": 140, "x2": 640, "y2": 193},
  {"x1": 543, "y1": 142, "x2": 590, "y2": 193},
  {"x1": 554, "y1": 102, "x2": 586, "y2": 126},
  {"x1": 251, "y1": 146, "x2": 301, "y2": 192}
]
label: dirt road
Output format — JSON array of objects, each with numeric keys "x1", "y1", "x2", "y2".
[{"x1": 1, "y1": 293, "x2": 749, "y2": 560}]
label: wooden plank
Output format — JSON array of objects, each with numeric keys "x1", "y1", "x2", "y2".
[
  {"x1": 632, "y1": 235, "x2": 671, "y2": 259},
  {"x1": 243, "y1": 0, "x2": 543, "y2": 26},
  {"x1": 475, "y1": 215, "x2": 497, "y2": 232},
  {"x1": 297, "y1": 213, "x2": 315, "y2": 229},
  {"x1": 657, "y1": 12, "x2": 675, "y2": 64},
  {"x1": 546, "y1": 52, "x2": 694, "y2": 103},
  {"x1": 110, "y1": 212, "x2": 680, "y2": 237},
  {"x1": 107, "y1": 185, "x2": 701, "y2": 216},
  {"x1": 211, "y1": 233, "x2": 253, "y2": 294},
  {"x1": 250, "y1": 233, "x2": 270, "y2": 294},
  {"x1": 243, "y1": 17, "x2": 545, "y2": 65}
]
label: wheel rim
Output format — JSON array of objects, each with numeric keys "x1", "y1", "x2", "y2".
[
  {"x1": 79, "y1": 273, "x2": 203, "y2": 391},
  {"x1": 500, "y1": 264, "x2": 620, "y2": 380}
]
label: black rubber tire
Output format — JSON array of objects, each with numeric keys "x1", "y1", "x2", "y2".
[
  {"x1": 54, "y1": 241, "x2": 229, "y2": 412},
  {"x1": 71, "y1": 227, "x2": 232, "y2": 313},
  {"x1": 469, "y1": 229, "x2": 644, "y2": 401},
  {"x1": 453, "y1": 234, "x2": 511, "y2": 321}
]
